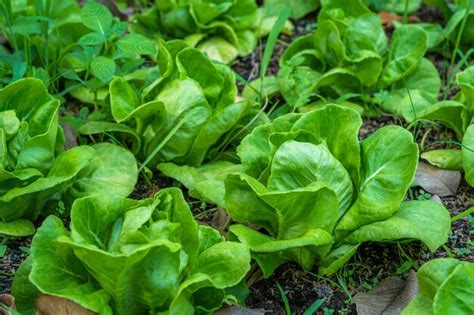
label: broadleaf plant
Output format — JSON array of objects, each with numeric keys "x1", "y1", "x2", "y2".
[
  {"x1": 416, "y1": 66, "x2": 474, "y2": 187},
  {"x1": 12, "y1": 188, "x2": 251, "y2": 315},
  {"x1": 258, "y1": 0, "x2": 441, "y2": 121},
  {"x1": 129, "y1": 0, "x2": 261, "y2": 64},
  {"x1": 79, "y1": 39, "x2": 267, "y2": 170},
  {"x1": 0, "y1": 0, "x2": 157, "y2": 107},
  {"x1": 402, "y1": 258, "x2": 474, "y2": 314},
  {"x1": 0, "y1": 78, "x2": 138, "y2": 237},
  {"x1": 367, "y1": 0, "x2": 423, "y2": 14},
  {"x1": 263, "y1": 0, "x2": 320, "y2": 19},
  {"x1": 426, "y1": 0, "x2": 474, "y2": 52},
  {"x1": 160, "y1": 104, "x2": 451, "y2": 278}
]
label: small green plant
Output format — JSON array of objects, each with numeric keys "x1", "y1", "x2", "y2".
[
  {"x1": 416, "y1": 67, "x2": 474, "y2": 187},
  {"x1": 416, "y1": 189, "x2": 432, "y2": 201},
  {"x1": 0, "y1": 0, "x2": 156, "y2": 106}
]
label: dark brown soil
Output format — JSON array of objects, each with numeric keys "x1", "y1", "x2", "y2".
[
  {"x1": 232, "y1": 14, "x2": 316, "y2": 91},
  {"x1": 0, "y1": 238, "x2": 31, "y2": 295},
  {"x1": 414, "y1": 4, "x2": 445, "y2": 24}
]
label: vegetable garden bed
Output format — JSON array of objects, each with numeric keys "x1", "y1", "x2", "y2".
[{"x1": 0, "y1": 0, "x2": 473, "y2": 314}]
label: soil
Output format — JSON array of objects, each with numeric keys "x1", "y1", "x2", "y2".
[
  {"x1": 1, "y1": 3, "x2": 473, "y2": 315},
  {"x1": 415, "y1": 4, "x2": 445, "y2": 24},
  {"x1": 232, "y1": 14, "x2": 316, "y2": 91},
  {"x1": 0, "y1": 238, "x2": 31, "y2": 295}
]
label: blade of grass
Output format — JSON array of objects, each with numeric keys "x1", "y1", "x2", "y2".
[
  {"x1": 303, "y1": 298, "x2": 327, "y2": 315},
  {"x1": 259, "y1": 8, "x2": 291, "y2": 103},
  {"x1": 450, "y1": 0, "x2": 473, "y2": 66},
  {"x1": 442, "y1": 244, "x2": 454, "y2": 258},
  {"x1": 137, "y1": 112, "x2": 191, "y2": 173},
  {"x1": 451, "y1": 207, "x2": 474, "y2": 222},
  {"x1": 276, "y1": 282, "x2": 291, "y2": 315},
  {"x1": 403, "y1": 0, "x2": 409, "y2": 24}
]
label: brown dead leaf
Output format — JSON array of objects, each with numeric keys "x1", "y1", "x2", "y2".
[
  {"x1": 353, "y1": 271, "x2": 418, "y2": 315},
  {"x1": 354, "y1": 277, "x2": 405, "y2": 315},
  {"x1": 379, "y1": 12, "x2": 421, "y2": 30},
  {"x1": 379, "y1": 11, "x2": 402, "y2": 26},
  {"x1": 430, "y1": 195, "x2": 444, "y2": 205},
  {"x1": 212, "y1": 208, "x2": 230, "y2": 232},
  {"x1": 415, "y1": 162, "x2": 461, "y2": 197},
  {"x1": 36, "y1": 295, "x2": 96, "y2": 315},
  {"x1": 0, "y1": 294, "x2": 16, "y2": 315},
  {"x1": 61, "y1": 122, "x2": 78, "y2": 149},
  {"x1": 384, "y1": 271, "x2": 418, "y2": 314}
]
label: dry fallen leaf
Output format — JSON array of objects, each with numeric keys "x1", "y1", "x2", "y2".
[
  {"x1": 354, "y1": 277, "x2": 405, "y2": 315},
  {"x1": 379, "y1": 12, "x2": 421, "y2": 29},
  {"x1": 415, "y1": 162, "x2": 461, "y2": 197},
  {"x1": 61, "y1": 122, "x2": 78, "y2": 149},
  {"x1": 353, "y1": 271, "x2": 418, "y2": 315},
  {"x1": 430, "y1": 195, "x2": 444, "y2": 205},
  {"x1": 379, "y1": 11, "x2": 402, "y2": 26},
  {"x1": 383, "y1": 271, "x2": 418, "y2": 314},
  {"x1": 0, "y1": 294, "x2": 16, "y2": 315},
  {"x1": 36, "y1": 295, "x2": 96, "y2": 315},
  {"x1": 212, "y1": 208, "x2": 230, "y2": 232}
]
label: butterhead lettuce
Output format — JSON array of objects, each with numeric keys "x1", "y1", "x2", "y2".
[
  {"x1": 0, "y1": 79, "x2": 138, "y2": 237},
  {"x1": 159, "y1": 104, "x2": 451, "y2": 278},
  {"x1": 12, "y1": 188, "x2": 251, "y2": 314}
]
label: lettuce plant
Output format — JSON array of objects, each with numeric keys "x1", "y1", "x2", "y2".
[
  {"x1": 263, "y1": 0, "x2": 320, "y2": 19},
  {"x1": 160, "y1": 104, "x2": 451, "y2": 277},
  {"x1": 12, "y1": 188, "x2": 251, "y2": 315},
  {"x1": 435, "y1": 0, "x2": 474, "y2": 50},
  {"x1": 406, "y1": 1, "x2": 474, "y2": 54},
  {"x1": 416, "y1": 66, "x2": 474, "y2": 186},
  {"x1": 80, "y1": 40, "x2": 266, "y2": 170},
  {"x1": 402, "y1": 258, "x2": 474, "y2": 314},
  {"x1": 271, "y1": 0, "x2": 440, "y2": 121},
  {"x1": 129, "y1": 0, "x2": 260, "y2": 64},
  {"x1": 0, "y1": 0, "x2": 84, "y2": 87},
  {"x1": 367, "y1": 0, "x2": 422, "y2": 14},
  {"x1": 0, "y1": 78, "x2": 138, "y2": 237},
  {"x1": 0, "y1": 0, "x2": 156, "y2": 106}
]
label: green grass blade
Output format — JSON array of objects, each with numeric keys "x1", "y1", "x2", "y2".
[
  {"x1": 277, "y1": 282, "x2": 292, "y2": 315},
  {"x1": 260, "y1": 8, "x2": 290, "y2": 78},
  {"x1": 303, "y1": 298, "x2": 327, "y2": 315}
]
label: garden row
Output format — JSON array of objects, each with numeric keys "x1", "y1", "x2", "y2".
[{"x1": 0, "y1": 0, "x2": 473, "y2": 314}]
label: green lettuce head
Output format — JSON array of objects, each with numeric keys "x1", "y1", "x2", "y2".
[
  {"x1": 80, "y1": 40, "x2": 267, "y2": 170},
  {"x1": 12, "y1": 188, "x2": 251, "y2": 315},
  {"x1": 130, "y1": 0, "x2": 261, "y2": 64},
  {"x1": 160, "y1": 104, "x2": 451, "y2": 278},
  {"x1": 273, "y1": 0, "x2": 440, "y2": 121},
  {"x1": 0, "y1": 79, "x2": 138, "y2": 237},
  {"x1": 403, "y1": 258, "x2": 474, "y2": 314}
]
